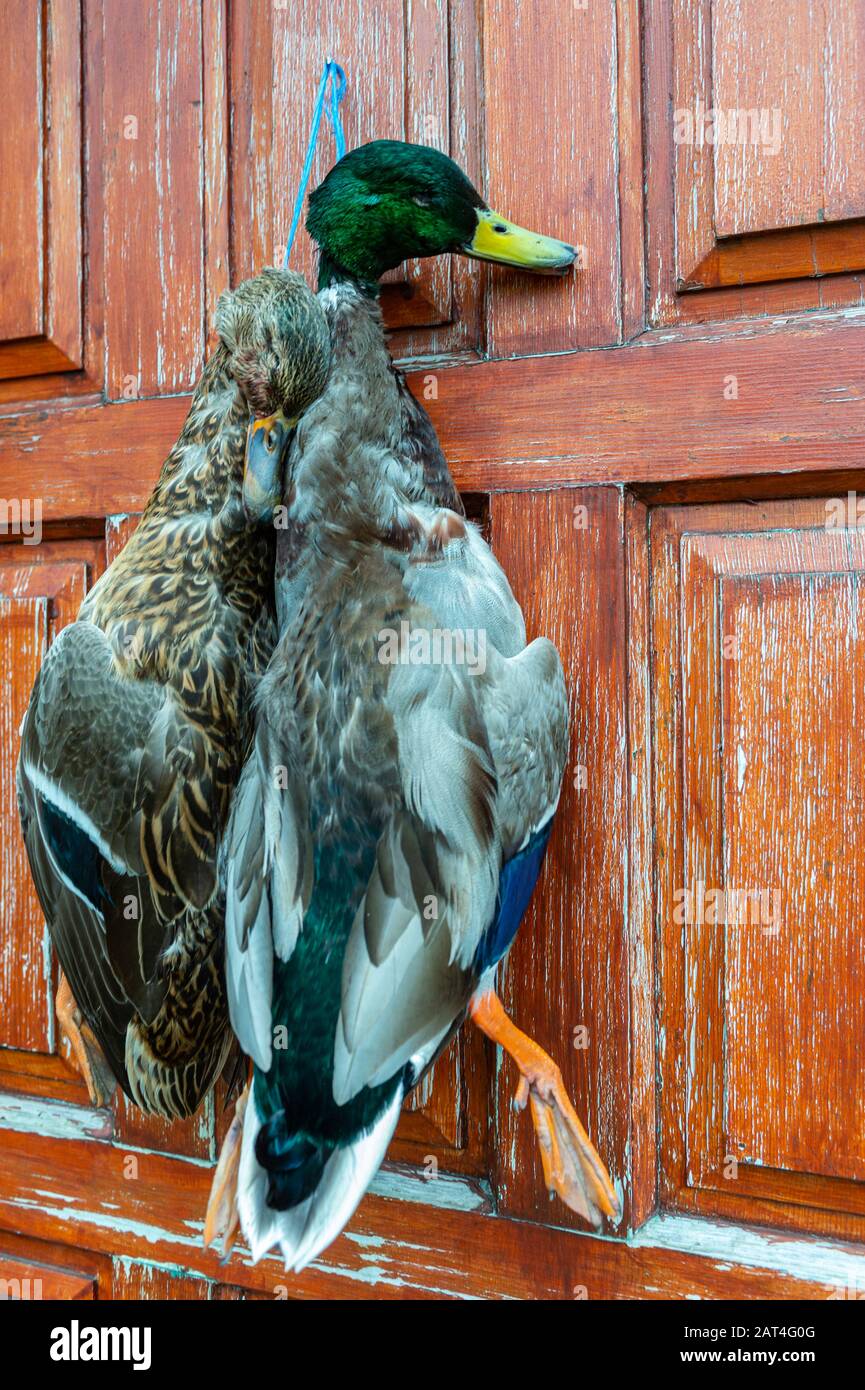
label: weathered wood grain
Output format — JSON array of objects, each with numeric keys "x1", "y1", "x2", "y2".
[
  {"x1": 0, "y1": 560, "x2": 88, "y2": 1053},
  {"x1": 0, "y1": 1251, "x2": 95, "y2": 1300},
  {"x1": 0, "y1": 538, "x2": 105, "y2": 1094},
  {"x1": 490, "y1": 488, "x2": 629, "y2": 1229},
  {"x1": 0, "y1": 0, "x2": 83, "y2": 380},
  {"x1": 0, "y1": 0, "x2": 43, "y2": 343},
  {"x1": 713, "y1": 0, "x2": 865, "y2": 237},
  {"x1": 653, "y1": 498, "x2": 865, "y2": 1240},
  {"x1": 482, "y1": 0, "x2": 620, "y2": 354},
  {"x1": 644, "y1": 0, "x2": 865, "y2": 322},
  {"x1": 111, "y1": 1257, "x2": 209, "y2": 1301},
  {"x1": 0, "y1": 1112, "x2": 861, "y2": 1299},
  {"x1": 4, "y1": 316, "x2": 865, "y2": 517},
  {"x1": 102, "y1": 0, "x2": 205, "y2": 398},
  {"x1": 625, "y1": 495, "x2": 656, "y2": 1227}
]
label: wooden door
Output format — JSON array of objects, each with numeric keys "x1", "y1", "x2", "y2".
[{"x1": 2, "y1": 0, "x2": 865, "y2": 1301}]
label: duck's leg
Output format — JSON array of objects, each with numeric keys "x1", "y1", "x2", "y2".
[
  {"x1": 56, "y1": 970, "x2": 116, "y2": 1108},
  {"x1": 469, "y1": 989, "x2": 621, "y2": 1229},
  {"x1": 204, "y1": 1083, "x2": 248, "y2": 1257}
]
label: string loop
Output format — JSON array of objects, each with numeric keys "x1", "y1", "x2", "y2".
[{"x1": 283, "y1": 60, "x2": 347, "y2": 268}]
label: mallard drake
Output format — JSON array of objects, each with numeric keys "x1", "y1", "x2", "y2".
[
  {"x1": 205, "y1": 143, "x2": 620, "y2": 1264},
  {"x1": 17, "y1": 269, "x2": 330, "y2": 1118}
]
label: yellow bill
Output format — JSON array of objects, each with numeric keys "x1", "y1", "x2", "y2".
[{"x1": 462, "y1": 208, "x2": 577, "y2": 275}]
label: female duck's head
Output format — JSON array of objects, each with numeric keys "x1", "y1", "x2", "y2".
[
  {"x1": 216, "y1": 268, "x2": 331, "y2": 523},
  {"x1": 307, "y1": 140, "x2": 576, "y2": 289}
]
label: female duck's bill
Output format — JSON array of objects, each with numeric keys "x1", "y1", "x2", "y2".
[
  {"x1": 462, "y1": 207, "x2": 577, "y2": 275},
  {"x1": 243, "y1": 409, "x2": 298, "y2": 523}
]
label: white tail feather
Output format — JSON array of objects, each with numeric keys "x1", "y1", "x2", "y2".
[{"x1": 236, "y1": 1084, "x2": 404, "y2": 1271}]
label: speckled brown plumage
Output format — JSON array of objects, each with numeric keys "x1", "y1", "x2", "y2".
[{"x1": 17, "y1": 269, "x2": 330, "y2": 1118}]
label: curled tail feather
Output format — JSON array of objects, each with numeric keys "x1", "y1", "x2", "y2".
[{"x1": 235, "y1": 1078, "x2": 404, "y2": 1269}]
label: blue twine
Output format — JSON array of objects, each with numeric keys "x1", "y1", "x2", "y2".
[{"x1": 283, "y1": 60, "x2": 347, "y2": 268}]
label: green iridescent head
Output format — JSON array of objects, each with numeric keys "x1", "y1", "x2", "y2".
[{"x1": 306, "y1": 140, "x2": 576, "y2": 290}]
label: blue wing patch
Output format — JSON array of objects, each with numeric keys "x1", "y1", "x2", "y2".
[{"x1": 473, "y1": 818, "x2": 554, "y2": 976}]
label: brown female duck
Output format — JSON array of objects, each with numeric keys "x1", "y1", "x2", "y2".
[{"x1": 17, "y1": 269, "x2": 330, "y2": 1118}]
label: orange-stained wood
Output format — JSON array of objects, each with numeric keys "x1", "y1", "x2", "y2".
[
  {"x1": 712, "y1": 1, "x2": 865, "y2": 238},
  {"x1": 0, "y1": 1251, "x2": 95, "y2": 1300},
  {"x1": 0, "y1": 1117, "x2": 860, "y2": 1300},
  {"x1": 102, "y1": 0, "x2": 205, "y2": 400},
  {"x1": 0, "y1": 559, "x2": 88, "y2": 1053},
  {"x1": 0, "y1": 0, "x2": 42, "y2": 344},
  {"x1": 674, "y1": 0, "x2": 865, "y2": 288},
  {"x1": 644, "y1": 0, "x2": 865, "y2": 322},
  {"x1": 0, "y1": 0, "x2": 83, "y2": 379},
  {"x1": 652, "y1": 497, "x2": 865, "y2": 1241},
  {"x1": 4, "y1": 315, "x2": 865, "y2": 520},
  {"x1": 490, "y1": 489, "x2": 631, "y2": 1230},
  {"x1": 482, "y1": 0, "x2": 621, "y2": 354},
  {"x1": 0, "y1": 539, "x2": 107, "y2": 1101}
]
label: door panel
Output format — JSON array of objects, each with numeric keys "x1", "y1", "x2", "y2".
[
  {"x1": 0, "y1": 541, "x2": 106, "y2": 1097},
  {"x1": 645, "y1": 0, "x2": 865, "y2": 322},
  {"x1": 0, "y1": 554, "x2": 90, "y2": 1054},
  {"x1": 674, "y1": 0, "x2": 865, "y2": 291},
  {"x1": 0, "y1": 0, "x2": 83, "y2": 379},
  {"x1": 711, "y1": 1, "x2": 865, "y2": 238},
  {"x1": 652, "y1": 497, "x2": 865, "y2": 1238},
  {"x1": 482, "y1": 0, "x2": 622, "y2": 355}
]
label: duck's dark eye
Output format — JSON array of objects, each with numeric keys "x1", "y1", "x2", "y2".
[{"x1": 412, "y1": 194, "x2": 433, "y2": 208}]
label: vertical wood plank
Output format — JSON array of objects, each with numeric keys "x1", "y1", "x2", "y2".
[
  {"x1": 616, "y1": 0, "x2": 645, "y2": 340},
  {"x1": 0, "y1": 595, "x2": 49, "y2": 1051},
  {"x1": 624, "y1": 494, "x2": 656, "y2": 1227},
  {"x1": 46, "y1": 0, "x2": 84, "y2": 367},
  {"x1": 489, "y1": 487, "x2": 628, "y2": 1229},
  {"x1": 102, "y1": 0, "x2": 204, "y2": 399},
  {"x1": 649, "y1": 504, "x2": 687, "y2": 1206},
  {"x1": 111, "y1": 1257, "x2": 210, "y2": 1299},
  {"x1": 202, "y1": 0, "x2": 230, "y2": 353},
  {"x1": 392, "y1": 0, "x2": 451, "y2": 320},
  {"x1": 227, "y1": 0, "x2": 273, "y2": 284},
  {"x1": 386, "y1": 0, "x2": 486, "y2": 357},
  {"x1": 0, "y1": 0, "x2": 43, "y2": 339},
  {"x1": 823, "y1": 1, "x2": 865, "y2": 224},
  {"x1": 0, "y1": 561, "x2": 88, "y2": 1054},
  {"x1": 482, "y1": 0, "x2": 620, "y2": 355},
  {"x1": 270, "y1": 0, "x2": 405, "y2": 283}
]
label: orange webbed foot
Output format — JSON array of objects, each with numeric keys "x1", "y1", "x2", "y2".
[
  {"x1": 204, "y1": 1083, "x2": 248, "y2": 1258},
  {"x1": 470, "y1": 989, "x2": 621, "y2": 1229},
  {"x1": 56, "y1": 971, "x2": 116, "y2": 1108}
]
